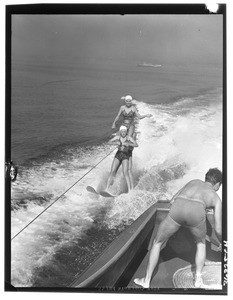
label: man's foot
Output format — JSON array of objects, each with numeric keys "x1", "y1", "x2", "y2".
[
  {"x1": 134, "y1": 278, "x2": 150, "y2": 288},
  {"x1": 194, "y1": 274, "x2": 204, "y2": 288}
]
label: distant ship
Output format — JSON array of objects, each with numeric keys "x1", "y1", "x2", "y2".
[{"x1": 137, "y1": 63, "x2": 162, "y2": 68}]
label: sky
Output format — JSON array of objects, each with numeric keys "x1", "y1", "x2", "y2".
[{"x1": 11, "y1": 14, "x2": 223, "y2": 65}]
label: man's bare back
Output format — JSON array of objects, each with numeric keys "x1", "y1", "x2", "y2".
[{"x1": 172, "y1": 179, "x2": 221, "y2": 208}]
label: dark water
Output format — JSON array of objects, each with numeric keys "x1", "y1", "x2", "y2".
[
  {"x1": 10, "y1": 59, "x2": 223, "y2": 287},
  {"x1": 11, "y1": 59, "x2": 222, "y2": 164}
]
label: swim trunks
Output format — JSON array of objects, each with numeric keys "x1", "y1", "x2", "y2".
[
  {"x1": 155, "y1": 197, "x2": 207, "y2": 243},
  {"x1": 170, "y1": 197, "x2": 206, "y2": 242}
]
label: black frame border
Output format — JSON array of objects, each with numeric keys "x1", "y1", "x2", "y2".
[{"x1": 5, "y1": 3, "x2": 227, "y2": 295}]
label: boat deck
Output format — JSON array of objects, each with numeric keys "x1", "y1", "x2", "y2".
[
  {"x1": 128, "y1": 254, "x2": 189, "y2": 289},
  {"x1": 127, "y1": 226, "x2": 221, "y2": 289}
]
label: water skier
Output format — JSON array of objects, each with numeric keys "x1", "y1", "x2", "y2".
[
  {"x1": 111, "y1": 95, "x2": 152, "y2": 137},
  {"x1": 106, "y1": 125, "x2": 138, "y2": 193}
]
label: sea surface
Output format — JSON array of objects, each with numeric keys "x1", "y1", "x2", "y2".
[{"x1": 10, "y1": 58, "x2": 223, "y2": 287}]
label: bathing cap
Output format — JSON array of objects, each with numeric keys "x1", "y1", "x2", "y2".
[
  {"x1": 125, "y1": 95, "x2": 133, "y2": 101},
  {"x1": 119, "y1": 125, "x2": 128, "y2": 131}
]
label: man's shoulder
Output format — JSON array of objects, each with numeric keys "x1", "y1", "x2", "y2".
[
  {"x1": 211, "y1": 191, "x2": 221, "y2": 203},
  {"x1": 193, "y1": 179, "x2": 203, "y2": 183},
  {"x1": 187, "y1": 179, "x2": 203, "y2": 186}
]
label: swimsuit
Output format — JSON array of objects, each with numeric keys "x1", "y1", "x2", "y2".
[
  {"x1": 121, "y1": 108, "x2": 135, "y2": 120},
  {"x1": 121, "y1": 107, "x2": 136, "y2": 128},
  {"x1": 115, "y1": 150, "x2": 130, "y2": 163},
  {"x1": 115, "y1": 138, "x2": 131, "y2": 163},
  {"x1": 156, "y1": 196, "x2": 207, "y2": 244}
]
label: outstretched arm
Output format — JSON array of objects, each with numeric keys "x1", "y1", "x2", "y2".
[
  {"x1": 112, "y1": 107, "x2": 123, "y2": 129},
  {"x1": 134, "y1": 107, "x2": 152, "y2": 120}
]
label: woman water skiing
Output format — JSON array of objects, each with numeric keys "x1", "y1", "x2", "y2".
[
  {"x1": 111, "y1": 95, "x2": 152, "y2": 137},
  {"x1": 106, "y1": 125, "x2": 138, "y2": 193}
]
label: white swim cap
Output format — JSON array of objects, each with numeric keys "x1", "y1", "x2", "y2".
[
  {"x1": 125, "y1": 95, "x2": 133, "y2": 101},
  {"x1": 119, "y1": 125, "x2": 128, "y2": 131}
]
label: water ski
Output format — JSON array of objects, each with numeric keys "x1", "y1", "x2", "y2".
[
  {"x1": 87, "y1": 186, "x2": 116, "y2": 198},
  {"x1": 86, "y1": 186, "x2": 99, "y2": 195},
  {"x1": 99, "y1": 191, "x2": 116, "y2": 198}
]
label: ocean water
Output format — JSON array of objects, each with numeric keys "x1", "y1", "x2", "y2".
[{"x1": 10, "y1": 59, "x2": 223, "y2": 287}]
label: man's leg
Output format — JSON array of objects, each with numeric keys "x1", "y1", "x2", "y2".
[
  {"x1": 190, "y1": 223, "x2": 206, "y2": 288},
  {"x1": 134, "y1": 241, "x2": 163, "y2": 288},
  {"x1": 195, "y1": 241, "x2": 206, "y2": 275},
  {"x1": 134, "y1": 215, "x2": 181, "y2": 288},
  {"x1": 194, "y1": 241, "x2": 206, "y2": 288}
]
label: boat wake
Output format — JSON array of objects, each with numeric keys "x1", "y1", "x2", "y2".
[{"x1": 10, "y1": 89, "x2": 222, "y2": 287}]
